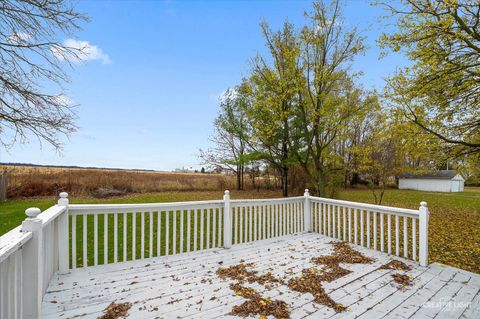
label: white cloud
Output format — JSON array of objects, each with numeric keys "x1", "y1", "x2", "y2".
[{"x1": 52, "y1": 39, "x2": 111, "y2": 64}]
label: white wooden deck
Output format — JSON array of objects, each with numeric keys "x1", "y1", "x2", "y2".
[{"x1": 42, "y1": 233, "x2": 480, "y2": 319}]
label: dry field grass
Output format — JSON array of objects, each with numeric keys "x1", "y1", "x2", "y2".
[{"x1": 0, "y1": 165, "x2": 275, "y2": 198}]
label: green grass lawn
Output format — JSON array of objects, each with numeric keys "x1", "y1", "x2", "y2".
[{"x1": 1, "y1": 187, "x2": 479, "y2": 273}]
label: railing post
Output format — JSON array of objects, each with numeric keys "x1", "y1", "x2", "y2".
[
  {"x1": 304, "y1": 189, "x2": 311, "y2": 232},
  {"x1": 58, "y1": 192, "x2": 69, "y2": 273},
  {"x1": 223, "y1": 190, "x2": 232, "y2": 249},
  {"x1": 419, "y1": 201, "x2": 429, "y2": 267},
  {"x1": 21, "y1": 207, "x2": 43, "y2": 319}
]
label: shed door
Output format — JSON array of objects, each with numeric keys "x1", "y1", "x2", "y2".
[{"x1": 451, "y1": 180, "x2": 461, "y2": 192}]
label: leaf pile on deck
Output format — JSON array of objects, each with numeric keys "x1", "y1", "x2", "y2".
[
  {"x1": 288, "y1": 268, "x2": 345, "y2": 312},
  {"x1": 288, "y1": 242, "x2": 374, "y2": 313},
  {"x1": 379, "y1": 260, "x2": 412, "y2": 271},
  {"x1": 391, "y1": 273, "x2": 412, "y2": 286},
  {"x1": 97, "y1": 302, "x2": 132, "y2": 319},
  {"x1": 216, "y1": 262, "x2": 284, "y2": 285},
  {"x1": 229, "y1": 283, "x2": 290, "y2": 319}
]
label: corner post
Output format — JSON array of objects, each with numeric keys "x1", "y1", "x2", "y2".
[
  {"x1": 21, "y1": 207, "x2": 43, "y2": 319},
  {"x1": 223, "y1": 190, "x2": 232, "y2": 248},
  {"x1": 58, "y1": 192, "x2": 69, "y2": 273},
  {"x1": 304, "y1": 189, "x2": 311, "y2": 232},
  {"x1": 419, "y1": 201, "x2": 429, "y2": 267}
]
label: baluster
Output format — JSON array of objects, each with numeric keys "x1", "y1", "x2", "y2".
[
  {"x1": 113, "y1": 213, "x2": 118, "y2": 263},
  {"x1": 212, "y1": 208, "x2": 216, "y2": 248},
  {"x1": 263, "y1": 205, "x2": 267, "y2": 238},
  {"x1": 373, "y1": 211, "x2": 377, "y2": 250},
  {"x1": 104, "y1": 213, "x2": 108, "y2": 263},
  {"x1": 267, "y1": 205, "x2": 271, "y2": 238},
  {"x1": 204, "y1": 208, "x2": 209, "y2": 249},
  {"x1": 186, "y1": 210, "x2": 191, "y2": 252},
  {"x1": 283, "y1": 203, "x2": 287, "y2": 236},
  {"x1": 94, "y1": 214, "x2": 98, "y2": 266},
  {"x1": 387, "y1": 214, "x2": 392, "y2": 254},
  {"x1": 173, "y1": 210, "x2": 177, "y2": 254},
  {"x1": 296, "y1": 202, "x2": 300, "y2": 233},
  {"x1": 323, "y1": 203, "x2": 327, "y2": 235},
  {"x1": 354, "y1": 208, "x2": 358, "y2": 245},
  {"x1": 332, "y1": 205, "x2": 336, "y2": 238},
  {"x1": 318, "y1": 202, "x2": 322, "y2": 233},
  {"x1": 83, "y1": 214, "x2": 88, "y2": 267},
  {"x1": 348, "y1": 207, "x2": 352, "y2": 242},
  {"x1": 72, "y1": 214, "x2": 77, "y2": 269},
  {"x1": 327, "y1": 204, "x2": 331, "y2": 237},
  {"x1": 292, "y1": 202, "x2": 296, "y2": 233},
  {"x1": 232, "y1": 207, "x2": 238, "y2": 244},
  {"x1": 395, "y1": 215, "x2": 399, "y2": 256},
  {"x1": 412, "y1": 218, "x2": 417, "y2": 261},
  {"x1": 239, "y1": 207, "x2": 243, "y2": 243},
  {"x1": 360, "y1": 209, "x2": 364, "y2": 246},
  {"x1": 157, "y1": 212, "x2": 161, "y2": 256},
  {"x1": 379, "y1": 213, "x2": 384, "y2": 252},
  {"x1": 200, "y1": 208, "x2": 205, "y2": 249},
  {"x1": 343, "y1": 206, "x2": 346, "y2": 240},
  {"x1": 403, "y1": 216, "x2": 408, "y2": 258},
  {"x1": 366, "y1": 210, "x2": 370, "y2": 248},
  {"x1": 123, "y1": 213, "x2": 127, "y2": 261},
  {"x1": 132, "y1": 212, "x2": 136, "y2": 260},
  {"x1": 337, "y1": 205, "x2": 340, "y2": 239},
  {"x1": 194, "y1": 209, "x2": 198, "y2": 250},
  {"x1": 180, "y1": 210, "x2": 184, "y2": 252},
  {"x1": 254, "y1": 206, "x2": 258, "y2": 240},
  {"x1": 249, "y1": 206, "x2": 253, "y2": 242},
  {"x1": 141, "y1": 212, "x2": 145, "y2": 259},
  {"x1": 219, "y1": 207, "x2": 223, "y2": 246},
  {"x1": 274, "y1": 204, "x2": 278, "y2": 237},
  {"x1": 149, "y1": 211, "x2": 153, "y2": 257},
  {"x1": 165, "y1": 211, "x2": 169, "y2": 255}
]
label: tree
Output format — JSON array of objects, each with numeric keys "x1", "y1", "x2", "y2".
[
  {"x1": 246, "y1": 21, "x2": 300, "y2": 197},
  {"x1": 199, "y1": 87, "x2": 251, "y2": 190},
  {"x1": 379, "y1": 0, "x2": 480, "y2": 155},
  {"x1": 0, "y1": 0, "x2": 88, "y2": 149},
  {"x1": 353, "y1": 111, "x2": 396, "y2": 204},
  {"x1": 289, "y1": 0, "x2": 366, "y2": 196}
]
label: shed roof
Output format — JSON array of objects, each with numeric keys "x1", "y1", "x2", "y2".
[{"x1": 399, "y1": 170, "x2": 459, "y2": 180}]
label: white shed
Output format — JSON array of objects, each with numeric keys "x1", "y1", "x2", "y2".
[{"x1": 398, "y1": 170, "x2": 465, "y2": 192}]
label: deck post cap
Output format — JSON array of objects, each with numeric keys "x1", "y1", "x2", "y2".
[
  {"x1": 420, "y1": 201, "x2": 427, "y2": 207},
  {"x1": 25, "y1": 207, "x2": 41, "y2": 218},
  {"x1": 224, "y1": 190, "x2": 230, "y2": 195},
  {"x1": 59, "y1": 192, "x2": 69, "y2": 198}
]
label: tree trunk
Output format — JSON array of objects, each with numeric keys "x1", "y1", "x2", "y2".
[
  {"x1": 315, "y1": 175, "x2": 326, "y2": 197},
  {"x1": 281, "y1": 166, "x2": 289, "y2": 197},
  {"x1": 236, "y1": 165, "x2": 241, "y2": 190}
]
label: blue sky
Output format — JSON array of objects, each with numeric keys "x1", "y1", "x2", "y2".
[{"x1": 1, "y1": 0, "x2": 406, "y2": 171}]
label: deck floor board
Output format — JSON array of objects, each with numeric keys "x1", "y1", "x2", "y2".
[{"x1": 42, "y1": 233, "x2": 480, "y2": 319}]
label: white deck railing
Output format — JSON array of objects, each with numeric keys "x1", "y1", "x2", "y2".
[{"x1": 0, "y1": 189, "x2": 429, "y2": 319}]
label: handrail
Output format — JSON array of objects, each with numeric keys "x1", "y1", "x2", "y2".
[
  {"x1": 39, "y1": 204, "x2": 67, "y2": 226},
  {"x1": 230, "y1": 196, "x2": 304, "y2": 204},
  {"x1": 0, "y1": 225, "x2": 32, "y2": 263},
  {"x1": 68, "y1": 200, "x2": 224, "y2": 212},
  {"x1": 310, "y1": 196, "x2": 419, "y2": 218}
]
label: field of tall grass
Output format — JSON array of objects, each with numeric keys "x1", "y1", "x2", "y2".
[{"x1": 0, "y1": 165, "x2": 277, "y2": 198}]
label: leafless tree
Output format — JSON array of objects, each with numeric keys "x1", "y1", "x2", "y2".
[
  {"x1": 199, "y1": 88, "x2": 251, "y2": 190},
  {"x1": 0, "y1": 0, "x2": 88, "y2": 149}
]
